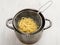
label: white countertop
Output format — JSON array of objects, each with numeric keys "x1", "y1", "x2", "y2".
[{"x1": 0, "y1": 0, "x2": 58, "y2": 45}]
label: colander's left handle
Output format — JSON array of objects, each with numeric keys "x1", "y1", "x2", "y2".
[{"x1": 6, "y1": 18, "x2": 14, "y2": 30}]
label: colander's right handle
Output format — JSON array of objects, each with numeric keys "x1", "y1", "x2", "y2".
[
  {"x1": 43, "y1": 19, "x2": 52, "y2": 30},
  {"x1": 6, "y1": 18, "x2": 14, "y2": 30}
]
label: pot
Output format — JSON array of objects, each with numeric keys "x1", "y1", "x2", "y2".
[{"x1": 6, "y1": 1, "x2": 52, "y2": 44}]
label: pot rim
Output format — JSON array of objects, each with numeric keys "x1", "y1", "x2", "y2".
[{"x1": 12, "y1": 9, "x2": 45, "y2": 35}]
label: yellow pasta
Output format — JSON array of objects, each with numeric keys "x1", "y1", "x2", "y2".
[{"x1": 18, "y1": 17, "x2": 38, "y2": 34}]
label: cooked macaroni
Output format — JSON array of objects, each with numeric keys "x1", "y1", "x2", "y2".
[{"x1": 18, "y1": 17, "x2": 38, "y2": 34}]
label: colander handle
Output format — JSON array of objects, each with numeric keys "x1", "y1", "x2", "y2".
[
  {"x1": 43, "y1": 19, "x2": 52, "y2": 30},
  {"x1": 6, "y1": 18, "x2": 14, "y2": 30},
  {"x1": 38, "y1": 0, "x2": 53, "y2": 13}
]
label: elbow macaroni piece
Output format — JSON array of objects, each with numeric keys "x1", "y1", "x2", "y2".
[{"x1": 18, "y1": 17, "x2": 38, "y2": 34}]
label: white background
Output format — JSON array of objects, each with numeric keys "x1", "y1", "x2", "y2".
[{"x1": 0, "y1": 0, "x2": 58, "y2": 45}]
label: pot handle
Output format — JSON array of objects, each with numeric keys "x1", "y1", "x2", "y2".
[
  {"x1": 6, "y1": 18, "x2": 14, "y2": 30},
  {"x1": 38, "y1": 0, "x2": 53, "y2": 13},
  {"x1": 43, "y1": 19, "x2": 52, "y2": 30}
]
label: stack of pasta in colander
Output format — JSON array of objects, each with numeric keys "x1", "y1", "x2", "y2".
[{"x1": 18, "y1": 17, "x2": 38, "y2": 34}]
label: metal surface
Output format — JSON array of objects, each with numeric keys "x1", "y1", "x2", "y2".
[{"x1": 15, "y1": 30, "x2": 43, "y2": 44}]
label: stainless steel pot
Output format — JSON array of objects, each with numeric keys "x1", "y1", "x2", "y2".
[{"x1": 6, "y1": 1, "x2": 52, "y2": 44}]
